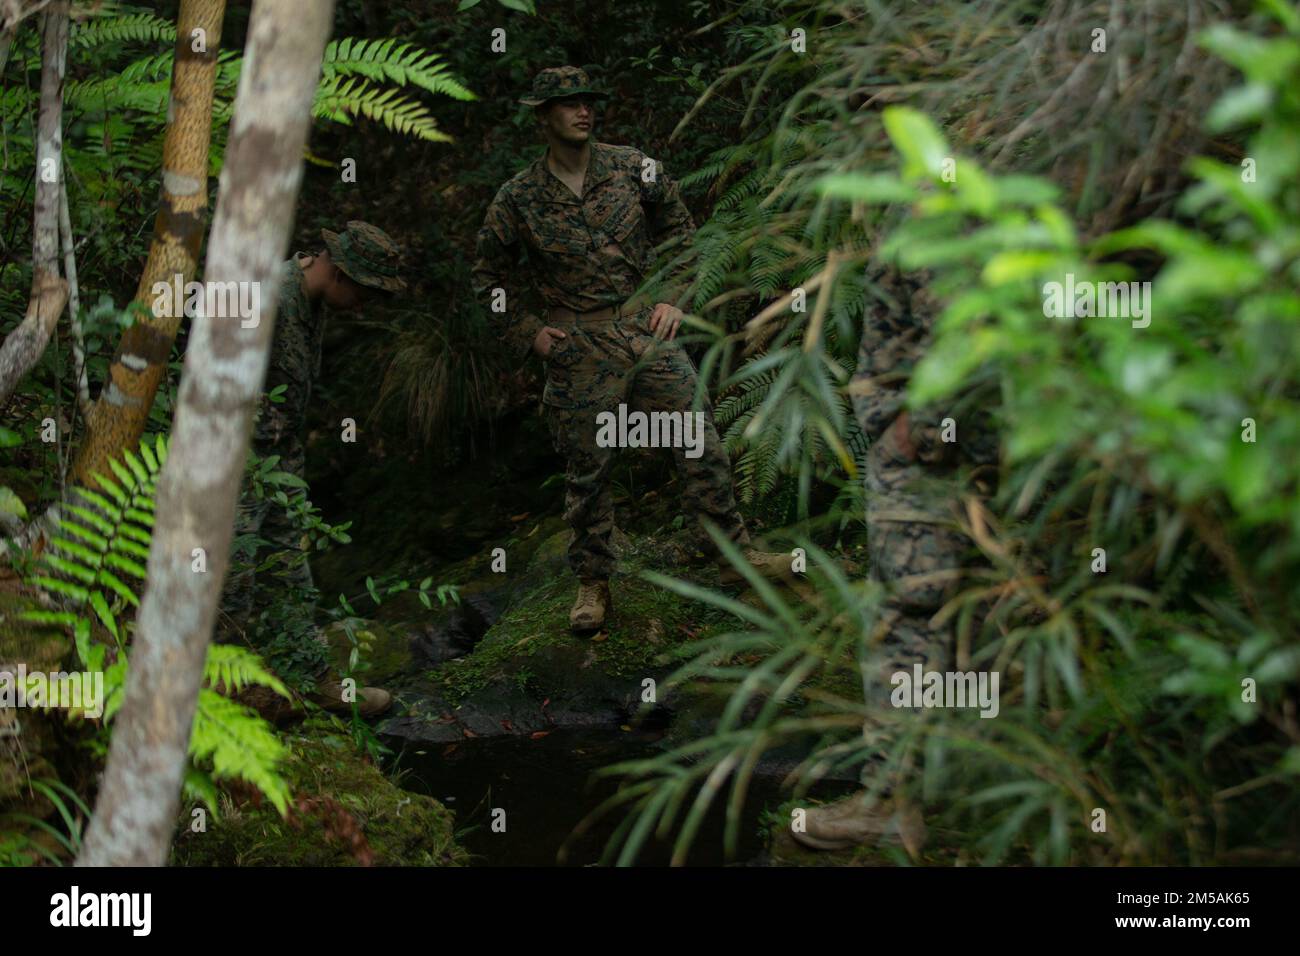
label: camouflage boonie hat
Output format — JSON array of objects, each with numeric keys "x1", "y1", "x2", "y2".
[
  {"x1": 321, "y1": 221, "x2": 406, "y2": 294},
  {"x1": 519, "y1": 66, "x2": 610, "y2": 106}
]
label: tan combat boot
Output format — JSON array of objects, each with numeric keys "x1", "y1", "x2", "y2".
[
  {"x1": 793, "y1": 792, "x2": 927, "y2": 856},
  {"x1": 719, "y1": 548, "x2": 798, "y2": 587},
  {"x1": 570, "y1": 579, "x2": 611, "y2": 633},
  {"x1": 310, "y1": 678, "x2": 393, "y2": 718}
]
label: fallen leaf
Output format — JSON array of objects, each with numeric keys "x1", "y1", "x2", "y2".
[
  {"x1": 500, "y1": 719, "x2": 514, "y2": 732},
  {"x1": 530, "y1": 731, "x2": 551, "y2": 740}
]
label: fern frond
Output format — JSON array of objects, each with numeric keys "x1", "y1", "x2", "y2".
[
  {"x1": 70, "y1": 13, "x2": 176, "y2": 48},
  {"x1": 322, "y1": 38, "x2": 475, "y2": 101},
  {"x1": 182, "y1": 768, "x2": 221, "y2": 819},
  {"x1": 313, "y1": 76, "x2": 452, "y2": 143},
  {"x1": 204, "y1": 644, "x2": 290, "y2": 700},
  {"x1": 190, "y1": 689, "x2": 291, "y2": 816},
  {"x1": 715, "y1": 167, "x2": 768, "y2": 212},
  {"x1": 66, "y1": 73, "x2": 170, "y2": 116},
  {"x1": 24, "y1": 435, "x2": 167, "y2": 655}
]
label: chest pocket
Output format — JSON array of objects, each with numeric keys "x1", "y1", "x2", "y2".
[
  {"x1": 589, "y1": 195, "x2": 643, "y2": 246},
  {"x1": 525, "y1": 193, "x2": 646, "y2": 263},
  {"x1": 525, "y1": 207, "x2": 588, "y2": 259}
]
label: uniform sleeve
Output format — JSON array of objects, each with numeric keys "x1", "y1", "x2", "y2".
[
  {"x1": 851, "y1": 264, "x2": 918, "y2": 442},
  {"x1": 471, "y1": 189, "x2": 545, "y2": 365},
  {"x1": 853, "y1": 263, "x2": 999, "y2": 467},
  {"x1": 637, "y1": 153, "x2": 696, "y2": 308}
]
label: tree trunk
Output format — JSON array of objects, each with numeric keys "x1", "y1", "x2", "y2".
[
  {"x1": 71, "y1": 0, "x2": 226, "y2": 487},
  {"x1": 0, "y1": 25, "x2": 15, "y2": 75},
  {"x1": 60, "y1": 175, "x2": 90, "y2": 418},
  {"x1": 0, "y1": 0, "x2": 53, "y2": 33},
  {"x1": 0, "y1": 1, "x2": 66, "y2": 408},
  {"x1": 76, "y1": 0, "x2": 336, "y2": 868}
]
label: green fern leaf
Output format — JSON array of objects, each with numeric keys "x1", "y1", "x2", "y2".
[{"x1": 190, "y1": 690, "x2": 291, "y2": 816}]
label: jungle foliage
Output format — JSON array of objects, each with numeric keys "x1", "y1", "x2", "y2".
[
  {"x1": 595, "y1": 0, "x2": 1300, "y2": 865},
  {"x1": 2, "y1": 0, "x2": 1297, "y2": 868}
]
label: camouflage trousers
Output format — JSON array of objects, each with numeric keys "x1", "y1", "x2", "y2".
[
  {"x1": 542, "y1": 307, "x2": 749, "y2": 581},
  {"x1": 861, "y1": 424, "x2": 970, "y2": 706},
  {"x1": 857, "y1": 418, "x2": 987, "y2": 793}
]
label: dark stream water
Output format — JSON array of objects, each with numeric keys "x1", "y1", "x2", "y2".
[
  {"x1": 319, "y1": 423, "x2": 856, "y2": 865},
  {"x1": 385, "y1": 728, "x2": 829, "y2": 867}
]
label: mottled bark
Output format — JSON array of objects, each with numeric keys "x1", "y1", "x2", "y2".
[
  {"x1": 77, "y1": 0, "x2": 336, "y2": 868},
  {"x1": 0, "y1": 26, "x2": 14, "y2": 75},
  {"x1": 0, "y1": 276, "x2": 68, "y2": 407},
  {"x1": 72, "y1": 0, "x2": 226, "y2": 486},
  {"x1": 60, "y1": 176, "x2": 90, "y2": 417},
  {"x1": 0, "y1": 1, "x2": 66, "y2": 408},
  {"x1": 0, "y1": 0, "x2": 53, "y2": 32}
]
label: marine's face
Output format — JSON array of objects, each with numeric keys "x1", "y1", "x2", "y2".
[
  {"x1": 540, "y1": 96, "x2": 596, "y2": 144},
  {"x1": 323, "y1": 259, "x2": 367, "y2": 311}
]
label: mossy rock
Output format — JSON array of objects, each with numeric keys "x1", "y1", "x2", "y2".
[
  {"x1": 381, "y1": 524, "x2": 872, "y2": 749},
  {"x1": 762, "y1": 798, "x2": 966, "y2": 867},
  {"x1": 433, "y1": 542, "x2": 709, "y2": 707},
  {"x1": 170, "y1": 716, "x2": 466, "y2": 866},
  {"x1": 321, "y1": 618, "x2": 415, "y2": 689}
]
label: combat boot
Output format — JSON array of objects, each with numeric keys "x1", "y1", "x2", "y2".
[
  {"x1": 309, "y1": 678, "x2": 393, "y2": 718},
  {"x1": 792, "y1": 792, "x2": 927, "y2": 855},
  {"x1": 719, "y1": 548, "x2": 798, "y2": 587},
  {"x1": 570, "y1": 579, "x2": 611, "y2": 633}
]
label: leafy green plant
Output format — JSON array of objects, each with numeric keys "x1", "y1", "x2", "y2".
[
  {"x1": 599, "y1": 0, "x2": 1300, "y2": 866},
  {"x1": 21, "y1": 434, "x2": 293, "y2": 816},
  {"x1": 714, "y1": 361, "x2": 867, "y2": 513},
  {"x1": 585, "y1": 530, "x2": 870, "y2": 866},
  {"x1": 0, "y1": 779, "x2": 94, "y2": 866},
  {"x1": 25, "y1": 433, "x2": 165, "y2": 660},
  {"x1": 366, "y1": 304, "x2": 509, "y2": 456},
  {"x1": 315, "y1": 37, "x2": 474, "y2": 143}
]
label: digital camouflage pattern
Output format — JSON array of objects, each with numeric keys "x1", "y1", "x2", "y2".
[
  {"x1": 545, "y1": 311, "x2": 749, "y2": 580},
  {"x1": 517, "y1": 65, "x2": 610, "y2": 106},
  {"x1": 223, "y1": 257, "x2": 320, "y2": 629},
  {"x1": 471, "y1": 141, "x2": 695, "y2": 363},
  {"x1": 851, "y1": 263, "x2": 998, "y2": 725},
  {"x1": 224, "y1": 222, "x2": 405, "y2": 634},
  {"x1": 322, "y1": 220, "x2": 407, "y2": 293},
  {"x1": 473, "y1": 139, "x2": 749, "y2": 580}
]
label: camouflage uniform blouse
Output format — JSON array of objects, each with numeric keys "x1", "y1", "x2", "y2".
[{"x1": 471, "y1": 142, "x2": 695, "y2": 362}]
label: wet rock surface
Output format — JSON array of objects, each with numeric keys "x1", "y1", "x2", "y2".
[{"x1": 309, "y1": 435, "x2": 863, "y2": 864}]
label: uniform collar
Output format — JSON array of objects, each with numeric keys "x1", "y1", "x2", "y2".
[
  {"x1": 529, "y1": 141, "x2": 615, "y2": 203},
  {"x1": 286, "y1": 253, "x2": 316, "y2": 310}
]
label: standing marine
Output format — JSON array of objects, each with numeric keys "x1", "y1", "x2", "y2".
[
  {"x1": 793, "y1": 261, "x2": 998, "y2": 852},
  {"x1": 471, "y1": 67, "x2": 793, "y2": 633}
]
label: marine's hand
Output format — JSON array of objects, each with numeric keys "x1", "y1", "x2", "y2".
[
  {"x1": 533, "y1": 326, "x2": 568, "y2": 358},
  {"x1": 648, "y1": 303, "x2": 684, "y2": 341},
  {"x1": 892, "y1": 411, "x2": 918, "y2": 462}
]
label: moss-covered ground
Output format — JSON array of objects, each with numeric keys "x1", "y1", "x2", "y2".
[{"x1": 170, "y1": 714, "x2": 467, "y2": 866}]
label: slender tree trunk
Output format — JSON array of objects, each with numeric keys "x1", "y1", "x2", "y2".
[
  {"x1": 0, "y1": 0, "x2": 53, "y2": 33},
  {"x1": 60, "y1": 176, "x2": 90, "y2": 418},
  {"x1": 0, "y1": 26, "x2": 14, "y2": 75},
  {"x1": 76, "y1": 0, "x2": 335, "y2": 868},
  {"x1": 0, "y1": 1, "x2": 66, "y2": 407},
  {"x1": 72, "y1": 0, "x2": 225, "y2": 486}
]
